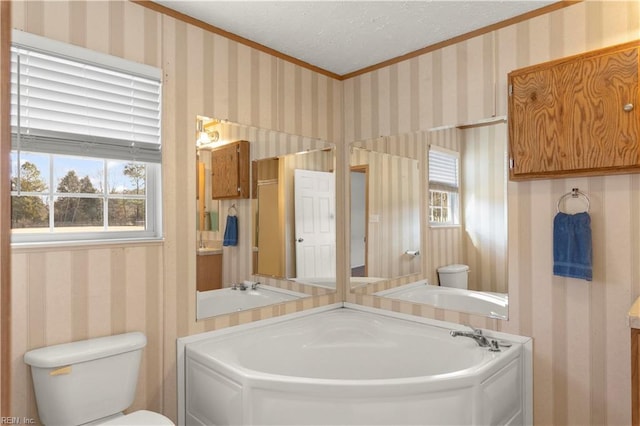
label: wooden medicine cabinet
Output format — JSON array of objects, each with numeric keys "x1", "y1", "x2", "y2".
[
  {"x1": 508, "y1": 40, "x2": 639, "y2": 180},
  {"x1": 210, "y1": 140, "x2": 250, "y2": 199}
]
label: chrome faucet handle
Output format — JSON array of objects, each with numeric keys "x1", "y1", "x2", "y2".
[
  {"x1": 463, "y1": 324, "x2": 483, "y2": 335},
  {"x1": 489, "y1": 340, "x2": 501, "y2": 352}
]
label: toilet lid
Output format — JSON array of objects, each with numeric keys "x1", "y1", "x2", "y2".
[
  {"x1": 437, "y1": 264, "x2": 469, "y2": 273},
  {"x1": 99, "y1": 410, "x2": 174, "y2": 426}
]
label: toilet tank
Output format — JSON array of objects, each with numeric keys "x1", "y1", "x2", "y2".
[
  {"x1": 24, "y1": 332, "x2": 146, "y2": 426},
  {"x1": 437, "y1": 264, "x2": 469, "y2": 289}
]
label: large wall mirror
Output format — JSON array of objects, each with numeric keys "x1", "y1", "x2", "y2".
[
  {"x1": 349, "y1": 142, "x2": 422, "y2": 287},
  {"x1": 195, "y1": 116, "x2": 336, "y2": 320},
  {"x1": 253, "y1": 149, "x2": 336, "y2": 281},
  {"x1": 349, "y1": 121, "x2": 509, "y2": 319}
]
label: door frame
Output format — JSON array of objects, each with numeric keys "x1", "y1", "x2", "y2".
[{"x1": 350, "y1": 165, "x2": 369, "y2": 277}]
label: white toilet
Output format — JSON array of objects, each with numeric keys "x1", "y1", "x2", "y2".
[
  {"x1": 437, "y1": 264, "x2": 469, "y2": 289},
  {"x1": 24, "y1": 332, "x2": 174, "y2": 426}
]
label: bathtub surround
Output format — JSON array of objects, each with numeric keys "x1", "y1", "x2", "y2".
[
  {"x1": 178, "y1": 304, "x2": 532, "y2": 425},
  {"x1": 375, "y1": 281, "x2": 508, "y2": 320},
  {"x1": 6, "y1": 2, "x2": 640, "y2": 426},
  {"x1": 196, "y1": 285, "x2": 308, "y2": 319}
]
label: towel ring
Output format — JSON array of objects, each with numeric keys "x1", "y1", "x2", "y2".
[
  {"x1": 228, "y1": 204, "x2": 237, "y2": 216},
  {"x1": 557, "y1": 188, "x2": 590, "y2": 213}
]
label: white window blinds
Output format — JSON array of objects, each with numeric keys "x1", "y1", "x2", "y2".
[
  {"x1": 429, "y1": 146, "x2": 459, "y2": 192},
  {"x1": 11, "y1": 31, "x2": 162, "y2": 163}
]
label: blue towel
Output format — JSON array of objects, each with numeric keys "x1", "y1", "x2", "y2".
[
  {"x1": 553, "y1": 212, "x2": 592, "y2": 281},
  {"x1": 223, "y1": 215, "x2": 238, "y2": 246}
]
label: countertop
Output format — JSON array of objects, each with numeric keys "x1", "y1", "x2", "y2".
[{"x1": 197, "y1": 241, "x2": 223, "y2": 255}]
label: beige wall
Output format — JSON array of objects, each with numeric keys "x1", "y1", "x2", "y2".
[
  {"x1": 9, "y1": 1, "x2": 342, "y2": 423},
  {"x1": 8, "y1": 1, "x2": 640, "y2": 426},
  {"x1": 350, "y1": 139, "x2": 422, "y2": 279},
  {"x1": 461, "y1": 123, "x2": 508, "y2": 294},
  {"x1": 344, "y1": 2, "x2": 640, "y2": 425},
  {"x1": 0, "y1": 0, "x2": 10, "y2": 418}
]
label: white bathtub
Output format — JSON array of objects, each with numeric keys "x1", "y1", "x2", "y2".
[
  {"x1": 179, "y1": 305, "x2": 531, "y2": 425},
  {"x1": 376, "y1": 281, "x2": 508, "y2": 319},
  {"x1": 196, "y1": 285, "x2": 308, "y2": 319}
]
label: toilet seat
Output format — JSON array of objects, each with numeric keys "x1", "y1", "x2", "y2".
[{"x1": 99, "y1": 410, "x2": 174, "y2": 426}]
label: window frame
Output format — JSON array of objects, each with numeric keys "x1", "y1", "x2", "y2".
[
  {"x1": 428, "y1": 145, "x2": 460, "y2": 227},
  {"x1": 10, "y1": 30, "x2": 163, "y2": 245}
]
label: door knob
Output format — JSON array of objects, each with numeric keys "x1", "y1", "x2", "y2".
[
  {"x1": 624, "y1": 103, "x2": 634, "y2": 112},
  {"x1": 297, "y1": 238, "x2": 304, "y2": 243}
]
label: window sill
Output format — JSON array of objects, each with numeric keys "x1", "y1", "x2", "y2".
[
  {"x1": 11, "y1": 237, "x2": 164, "y2": 253},
  {"x1": 429, "y1": 223, "x2": 461, "y2": 229}
]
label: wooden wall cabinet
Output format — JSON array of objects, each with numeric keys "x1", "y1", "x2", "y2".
[
  {"x1": 196, "y1": 253, "x2": 222, "y2": 292},
  {"x1": 508, "y1": 40, "x2": 639, "y2": 180},
  {"x1": 211, "y1": 140, "x2": 250, "y2": 199}
]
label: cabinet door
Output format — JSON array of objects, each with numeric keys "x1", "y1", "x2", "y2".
[
  {"x1": 211, "y1": 140, "x2": 250, "y2": 199},
  {"x1": 197, "y1": 254, "x2": 222, "y2": 292},
  {"x1": 572, "y1": 47, "x2": 638, "y2": 170},
  {"x1": 509, "y1": 60, "x2": 577, "y2": 176},
  {"x1": 211, "y1": 143, "x2": 241, "y2": 198},
  {"x1": 509, "y1": 42, "x2": 639, "y2": 179}
]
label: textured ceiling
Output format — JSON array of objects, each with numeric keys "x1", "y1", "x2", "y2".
[{"x1": 154, "y1": 1, "x2": 556, "y2": 77}]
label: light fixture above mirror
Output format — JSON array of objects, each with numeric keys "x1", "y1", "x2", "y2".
[{"x1": 196, "y1": 116, "x2": 220, "y2": 147}]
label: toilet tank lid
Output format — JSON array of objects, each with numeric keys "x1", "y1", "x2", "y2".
[
  {"x1": 437, "y1": 264, "x2": 469, "y2": 273},
  {"x1": 24, "y1": 332, "x2": 146, "y2": 368}
]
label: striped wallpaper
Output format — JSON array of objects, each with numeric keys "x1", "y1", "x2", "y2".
[
  {"x1": 349, "y1": 124, "x2": 507, "y2": 295},
  {"x1": 425, "y1": 127, "x2": 464, "y2": 285},
  {"x1": 6, "y1": 1, "x2": 640, "y2": 425},
  {"x1": 350, "y1": 146, "x2": 421, "y2": 280},
  {"x1": 9, "y1": 1, "x2": 342, "y2": 423},
  {"x1": 344, "y1": 2, "x2": 640, "y2": 425},
  {"x1": 201, "y1": 121, "x2": 335, "y2": 287},
  {"x1": 461, "y1": 122, "x2": 508, "y2": 294}
]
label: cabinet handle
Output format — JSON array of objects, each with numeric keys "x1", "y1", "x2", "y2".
[{"x1": 624, "y1": 103, "x2": 634, "y2": 112}]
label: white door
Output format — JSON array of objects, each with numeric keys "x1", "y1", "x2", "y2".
[{"x1": 294, "y1": 169, "x2": 335, "y2": 278}]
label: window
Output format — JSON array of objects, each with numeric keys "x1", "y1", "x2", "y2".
[
  {"x1": 428, "y1": 146, "x2": 459, "y2": 225},
  {"x1": 10, "y1": 31, "x2": 162, "y2": 243}
]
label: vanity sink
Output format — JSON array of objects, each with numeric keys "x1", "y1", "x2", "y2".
[
  {"x1": 196, "y1": 241, "x2": 222, "y2": 256},
  {"x1": 197, "y1": 244, "x2": 222, "y2": 255}
]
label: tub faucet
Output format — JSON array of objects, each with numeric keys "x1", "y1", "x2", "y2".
[
  {"x1": 450, "y1": 327, "x2": 491, "y2": 348},
  {"x1": 231, "y1": 283, "x2": 248, "y2": 291}
]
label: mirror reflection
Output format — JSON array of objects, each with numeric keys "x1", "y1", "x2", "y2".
[
  {"x1": 252, "y1": 149, "x2": 336, "y2": 284},
  {"x1": 350, "y1": 146, "x2": 421, "y2": 288},
  {"x1": 195, "y1": 116, "x2": 336, "y2": 320},
  {"x1": 350, "y1": 123, "x2": 509, "y2": 319}
]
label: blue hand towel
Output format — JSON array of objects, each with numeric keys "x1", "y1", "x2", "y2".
[
  {"x1": 553, "y1": 212, "x2": 592, "y2": 281},
  {"x1": 223, "y1": 215, "x2": 238, "y2": 246}
]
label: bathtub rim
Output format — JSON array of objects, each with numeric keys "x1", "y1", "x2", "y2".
[
  {"x1": 185, "y1": 310, "x2": 520, "y2": 385},
  {"x1": 176, "y1": 303, "x2": 532, "y2": 425},
  {"x1": 195, "y1": 284, "x2": 309, "y2": 319},
  {"x1": 375, "y1": 281, "x2": 509, "y2": 320},
  {"x1": 186, "y1": 341, "x2": 522, "y2": 391}
]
